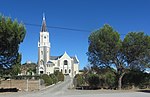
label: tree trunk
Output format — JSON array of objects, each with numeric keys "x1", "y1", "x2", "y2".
[{"x1": 118, "y1": 72, "x2": 125, "y2": 90}]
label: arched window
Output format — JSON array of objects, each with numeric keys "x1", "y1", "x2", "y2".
[
  {"x1": 65, "y1": 69, "x2": 67, "y2": 73},
  {"x1": 41, "y1": 51, "x2": 43, "y2": 55},
  {"x1": 69, "y1": 69, "x2": 71, "y2": 73},
  {"x1": 61, "y1": 69, "x2": 63, "y2": 72},
  {"x1": 40, "y1": 60, "x2": 44, "y2": 65},
  {"x1": 64, "y1": 60, "x2": 68, "y2": 65},
  {"x1": 40, "y1": 67, "x2": 43, "y2": 69}
]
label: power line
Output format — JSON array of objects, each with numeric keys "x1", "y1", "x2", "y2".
[
  {"x1": 24, "y1": 22, "x2": 127, "y2": 36},
  {"x1": 24, "y1": 23, "x2": 91, "y2": 32}
]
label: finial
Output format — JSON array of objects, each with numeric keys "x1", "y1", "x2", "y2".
[{"x1": 43, "y1": 13, "x2": 45, "y2": 20}]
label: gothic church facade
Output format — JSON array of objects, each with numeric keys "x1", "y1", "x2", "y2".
[{"x1": 37, "y1": 15, "x2": 79, "y2": 77}]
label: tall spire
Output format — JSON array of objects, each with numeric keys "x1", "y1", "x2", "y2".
[
  {"x1": 43, "y1": 13, "x2": 45, "y2": 20},
  {"x1": 41, "y1": 13, "x2": 47, "y2": 32}
]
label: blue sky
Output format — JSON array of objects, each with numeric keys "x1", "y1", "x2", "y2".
[{"x1": 0, "y1": 0, "x2": 150, "y2": 69}]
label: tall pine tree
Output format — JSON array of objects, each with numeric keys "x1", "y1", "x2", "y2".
[{"x1": 0, "y1": 14, "x2": 26, "y2": 74}]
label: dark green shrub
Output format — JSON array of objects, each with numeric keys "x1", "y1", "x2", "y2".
[
  {"x1": 54, "y1": 71, "x2": 64, "y2": 81},
  {"x1": 103, "y1": 72, "x2": 116, "y2": 89},
  {"x1": 87, "y1": 74, "x2": 100, "y2": 89},
  {"x1": 122, "y1": 70, "x2": 150, "y2": 89},
  {"x1": 49, "y1": 74, "x2": 58, "y2": 84},
  {"x1": 57, "y1": 72, "x2": 64, "y2": 81},
  {"x1": 41, "y1": 74, "x2": 53, "y2": 86},
  {"x1": 74, "y1": 74, "x2": 85, "y2": 87}
]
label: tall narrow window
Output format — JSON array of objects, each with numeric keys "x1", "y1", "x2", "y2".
[
  {"x1": 41, "y1": 51, "x2": 43, "y2": 55},
  {"x1": 40, "y1": 60, "x2": 44, "y2": 65},
  {"x1": 64, "y1": 60, "x2": 68, "y2": 65},
  {"x1": 65, "y1": 69, "x2": 67, "y2": 73},
  {"x1": 69, "y1": 69, "x2": 71, "y2": 73}
]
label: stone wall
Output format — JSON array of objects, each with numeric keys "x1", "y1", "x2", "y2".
[{"x1": 0, "y1": 79, "x2": 41, "y2": 91}]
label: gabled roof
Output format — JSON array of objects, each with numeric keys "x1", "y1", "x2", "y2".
[
  {"x1": 50, "y1": 52, "x2": 79, "y2": 64},
  {"x1": 41, "y1": 14, "x2": 47, "y2": 32},
  {"x1": 50, "y1": 56, "x2": 60, "y2": 60},
  {"x1": 47, "y1": 60, "x2": 53, "y2": 64},
  {"x1": 71, "y1": 57, "x2": 79, "y2": 63},
  {"x1": 50, "y1": 55, "x2": 63, "y2": 60}
]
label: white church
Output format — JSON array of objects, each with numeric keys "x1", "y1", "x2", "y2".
[{"x1": 37, "y1": 15, "x2": 79, "y2": 77}]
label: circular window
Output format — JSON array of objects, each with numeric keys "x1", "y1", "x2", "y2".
[{"x1": 44, "y1": 36, "x2": 46, "y2": 39}]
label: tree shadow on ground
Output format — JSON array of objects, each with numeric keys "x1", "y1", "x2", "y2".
[
  {"x1": 0, "y1": 88, "x2": 18, "y2": 92},
  {"x1": 137, "y1": 90, "x2": 150, "y2": 93}
]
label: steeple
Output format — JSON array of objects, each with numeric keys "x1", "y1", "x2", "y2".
[{"x1": 41, "y1": 13, "x2": 47, "y2": 32}]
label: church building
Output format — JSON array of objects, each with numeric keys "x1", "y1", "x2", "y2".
[{"x1": 37, "y1": 15, "x2": 79, "y2": 77}]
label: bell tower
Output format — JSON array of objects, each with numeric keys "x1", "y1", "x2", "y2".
[{"x1": 38, "y1": 14, "x2": 50, "y2": 74}]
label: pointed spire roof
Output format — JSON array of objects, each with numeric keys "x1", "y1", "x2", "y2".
[{"x1": 41, "y1": 13, "x2": 47, "y2": 32}]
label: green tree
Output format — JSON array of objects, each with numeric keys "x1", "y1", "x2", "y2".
[
  {"x1": 22, "y1": 62, "x2": 37, "y2": 74},
  {"x1": 0, "y1": 14, "x2": 26, "y2": 72},
  {"x1": 122, "y1": 32, "x2": 150, "y2": 70},
  {"x1": 87, "y1": 24, "x2": 150, "y2": 89},
  {"x1": 11, "y1": 53, "x2": 22, "y2": 75},
  {"x1": 87, "y1": 24, "x2": 122, "y2": 89},
  {"x1": 88, "y1": 24, "x2": 121, "y2": 67}
]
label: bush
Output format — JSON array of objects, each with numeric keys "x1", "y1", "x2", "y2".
[
  {"x1": 49, "y1": 74, "x2": 58, "y2": 84},
  {"x1": 103, "y1": 72, "x2": 116, "y2": 89},
  {"x1": 41, "y1": 74, "x2": 53, "y2": 86},
  {"x1": 122, "y1": 70, "x2": 150, "y2": 89},
  {"x1": 57, "y1": 72, "x2": 64, "y2": 81},
  {"x1": 87, "y1": 74, "x2": 100, "y2": 89},
  {"x1": 41, "y1": 72, "x2": 65, "y2": 86},
  {"x1": 54, "y1": 71, "x2": 64, "y2": 81},
  {"x1": 74, "y1": 74, "x2": 85, "y2": 87}
]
